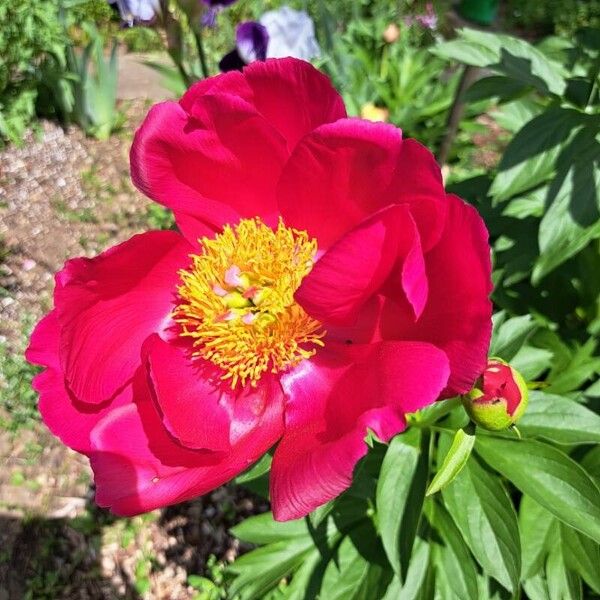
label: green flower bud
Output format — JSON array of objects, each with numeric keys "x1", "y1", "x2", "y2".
[{"x1": 462, "y1": 358, "x2": 528, "y2": 431}]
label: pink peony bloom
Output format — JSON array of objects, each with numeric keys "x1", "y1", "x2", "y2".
[{"x1": 26, "y1": 58, "x2": 492, "y2": 521}]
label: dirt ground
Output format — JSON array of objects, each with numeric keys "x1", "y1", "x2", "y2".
[{"x1": 0, "y1": 60, "x2": 266, "y2": 599}]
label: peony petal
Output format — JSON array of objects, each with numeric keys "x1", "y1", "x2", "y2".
[
  {"x1": 172, "y1": 212, "x2": 219, "y2": 247},
  {"x1": 295, "y1": 205, "x2": 427, "y2": 326},
  {"x1": 241, "y1": 58, "x2": 346, "y2": 150},
  {"x1": 278, "y1": 121, "x2": 448, "y2": 252},
  {"x1": 26, "y1": 311, "x2": 130, "y2": 454},
  {"x1": 181, "y1": 59, "x2": 345, "y2": 152},
  {"x1": 26, "y1": 310, "x2": 61, "y2": 369},
  {"x1": 143, "y1": 335, "x2": 231, "y2": 451},
  {"x1": 381, "y1": 194, "x2": 492, "y2": 396},
  {"x1": 270, "y1": 341, "x2": 449, "y2": 520},
  {"x1": 130, "y1": 94, "x2": 287, "y2": 232},
  {"x1": 278, "y1": 118, "x2": 403, "y2": 248},
  {"x1": 90, "y1": 369, "x2": 285, "y2": 515},
  {"x1": 383, "y1": 138, "x2": 447, "y2": 251},
  {"x1": 180, "y1": 70, "x2": 253, "y2": 109},
  {"x1": 55, "y1": 231, "x2": 193, "y2": 404}
]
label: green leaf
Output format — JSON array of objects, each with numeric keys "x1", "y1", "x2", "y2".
[
  {"x1": 502, "y1": 187, "x2": 547, "y2": 220},
  {"x1": 475, "y1": 436, "x2": 600, "y2": 543},
  {"x1": 308, "y1": 500, "x2": 335, "y2": 529},
  {"x1": 318, "y1": 527, "x2": 389, "y2": 600},
  {"x1": 376, "y1": 429, "x2": 426, "y2": 578},
  {"x1": 465, "y1": 75, "x2": 528, "y2": 103},
  {"x1": 517, "y1": 391, "x2": 600, "y2": 444},
  {"x1": 228, "y1": 540, "x2": 312, "y2": 600},
  {"x1": 585, "y1": 377, "x2": 600, "y2": 398},
  {"x1": 534, "y1": 128, "x2": 600, "y2": 282},
  {"x1": 511, "y1": 345, "x2": 553, "y2": 380},
  {"x1": 544, "y1": 338, "x2": 600, "y2": 395},
  {"x1": 490, "y1": 99, "x2": 543, "y2": 133},
  {"x1": 381, "y1": 576, "x2": 402, "y2": 600},
  {"x1": 560, "y1": 525, "x2": 600, "y2": 594},
  {"x1": 497, "y1": 108, "x2": 581, "y2": 170},
  {"x1": 282, "y1": 551, "x2": 322, "y2": 600},
  {"x1": 427, "y1": 502, "x2": 479, "y2": 600},
  {"x1": 442, "y1": 454, "x2": 520, "y2": 592},
  {"x1": 398, "y1": 539, "x2": 430, "y2": 600},
  {"x1": 546, "y1": 547, "x2": 582, "y2": 600},
  {"x1": 231, "y1": 512, "x2": 308, "y2": 545},
  {"x1": 519, "y1": 495, "x2": 557, "y2": 579},
  {"x1": 431, "y1": 37, "x2": 497, "y2": 67},
  {"x1": 523, "y1": 573, "x2": 551, "y2": 600},
  {"x1": 490, "y1": 107, "x2": 582, "y2": 202},
  {"x1": 491, "y1": 148, "x2": 558, "y2": 204},
  {"x1": 490, "y1": 313, "x2": 537, "y2": 361},
  {"x1": 432, "y1": 28, "x2": 566, "y2": 96},
  {"x1": 426, "y1": 428, "x2": 475, "y2": 496},
  {"x1": 581, "y1": 446, "x2": 600, "y2": 485},
  {"x1": 235, "y1": 452, "x2": 272, "y2": 484}
]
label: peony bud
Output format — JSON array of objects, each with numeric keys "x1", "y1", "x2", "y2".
[{"x1": 462, "y1": 358, "x2": 528, "y2": 431}]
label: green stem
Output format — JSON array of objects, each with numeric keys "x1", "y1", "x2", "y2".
[{"x1": 193, "y1": 28, "x2": 210, "y2": 80}]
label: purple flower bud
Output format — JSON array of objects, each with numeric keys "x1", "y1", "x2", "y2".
[{"x1": 462, "y1": 358, "x2": 529, "y2": 431}]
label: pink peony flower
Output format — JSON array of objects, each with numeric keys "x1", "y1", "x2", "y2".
[{"x1": 26, "y1": 58, "x2": 492, "y2": 521}]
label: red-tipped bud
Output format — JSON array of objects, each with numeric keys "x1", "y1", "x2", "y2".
[{"x1": 462, "y1": 358, "x2": 528, "y2": 431}]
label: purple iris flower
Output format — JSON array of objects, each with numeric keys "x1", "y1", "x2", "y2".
[
  {"x1": 219, "y1": 6, "x2": 320, "y2": 73},
  {"x1": 219, "y1": 22, "x2": 268, "y2": 72}
]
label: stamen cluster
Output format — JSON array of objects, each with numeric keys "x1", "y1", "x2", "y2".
[{"x1": 174, "y1": 218, "x2": 325, "y2": 388}]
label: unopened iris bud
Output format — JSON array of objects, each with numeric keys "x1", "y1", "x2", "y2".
[{"x1": 462, "y1": 358, "x2": 528, "y2": 431}]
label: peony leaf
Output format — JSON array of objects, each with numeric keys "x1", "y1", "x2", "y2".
[
  {"x1": 318, "y1": 524, "x2": 391, "y2": 600},
  {"x1": 375, "y1": 429, "x2": 426, "y2": 578},
  {"x1": 442, "y1": 451, "x2": 521, "y2": 592},
  {"x1": 476, "y1": 436, "x2": 600, "y2": 544},
  {"x1": 561, "y1": 524, "x2": 600, "y2": 594},
  {"x1": 426, "y1": 428, "x2": 475, "y2": 496},
  {"x1": 427, "y1": 502, "x2": 479, "y2": 600},
  {"x1": 490, "y1": 312, "x2": 538, "y2": 361},
  {"x1": 546, "y1": 546, "x2": 582, "y2": 600},
  {"x1": 518, "y1": 391, "x2": 600, "y2": 445},
  {"x1": 519, "y1": 495, "x2": 557, "y2": 580}
]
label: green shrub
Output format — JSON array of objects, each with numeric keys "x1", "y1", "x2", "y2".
[
  {"x1": 70, "y1": 0, "x2": 115, "y2": 30},
  {"x1": 119, "y1": 26, "x2": 164, "y2": 53},
  {"x1": 0, "y1": 0, "x2": 67, "y2": 145}
]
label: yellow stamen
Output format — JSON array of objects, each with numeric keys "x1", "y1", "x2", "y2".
[{"x1": 174, "y1": 218, "x2": 325, "y2": 388}]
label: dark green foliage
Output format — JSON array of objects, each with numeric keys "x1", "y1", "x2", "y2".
[{"x1": 505, "y1": 0, "x2": 600, "y2": 37}]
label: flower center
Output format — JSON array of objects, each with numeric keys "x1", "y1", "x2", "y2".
[{"x1": 174, "y1": 218, "x2": 325, "y2": 388}]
